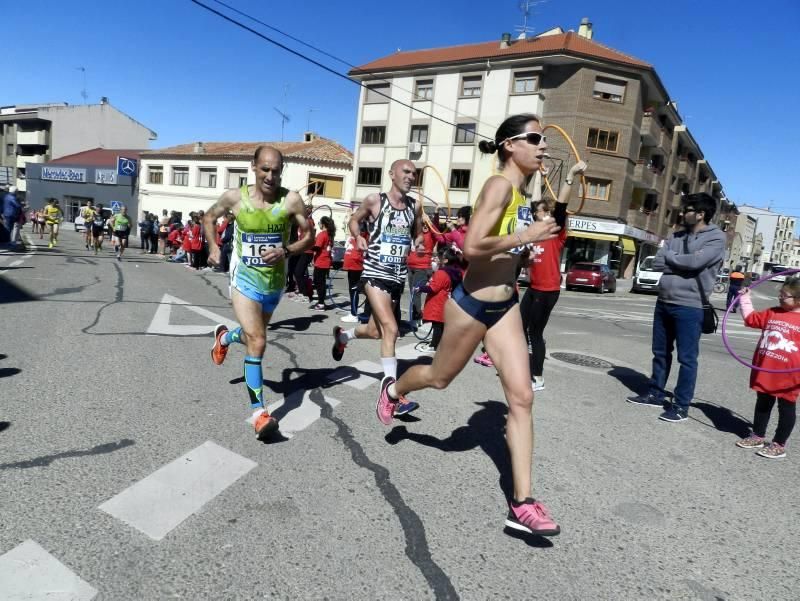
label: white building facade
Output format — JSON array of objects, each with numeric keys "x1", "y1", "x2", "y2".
[
  {"x1": 138, "y1": 136, "x2": 353, "y2": 233},
  {"x1": 737, "y1": 205, "x2": 796, "y2": 273}
]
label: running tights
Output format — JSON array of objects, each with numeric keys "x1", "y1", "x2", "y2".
[
  {"x1": 313, "y1": 267, "x2": 329, "y2": 305},
  {"x1": 520, "y1": 288, "x2": 560, "y2": 378},
  {"x1": 347, "y1": 270, "x2": 362, "y2": 315},
  {"x1": 430, "y1": 321, "x2": 444, "y2": 349}
]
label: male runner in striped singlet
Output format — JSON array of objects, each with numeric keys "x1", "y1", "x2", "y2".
[
  {"x1": 331, "y1": 159, "x2": 424, "y2": 414},
  {"x1": 205, "y1": 146, "x2": 313, "y2": 440}
]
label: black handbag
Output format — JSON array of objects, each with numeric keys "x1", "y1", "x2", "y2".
[{"x1": 684, "y1": 235, "x2": 718, "y2": 334}]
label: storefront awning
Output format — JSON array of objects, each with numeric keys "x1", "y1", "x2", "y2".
[
  {"x1": 621, "y1": 237, "x2": 636, "y2": 254},
  {"x1": 568, "y1": 231, "x2": 619, "y2": 242}
]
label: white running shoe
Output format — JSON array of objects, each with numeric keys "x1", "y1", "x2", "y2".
[
  {"x1": 532, "y1": 377, "x2": 545, "y2": 392},
  {"x1": 340, "y1": 314, "x2": 360, "y2": 323}
]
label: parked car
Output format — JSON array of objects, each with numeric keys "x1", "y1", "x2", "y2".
[
  {"x1": 74, "y1": 215, "x2": 86, "y2": 232},
  {"x1": 565, "y1": 262, "x2": 616, "y2": 293},
  {"x1": 630, "y1": 255, "x2": 662, "y2": 294}
]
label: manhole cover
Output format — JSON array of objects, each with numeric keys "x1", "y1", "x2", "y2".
[{"x1": 550, "y1": 352, "x2": 614, "y2": 369}]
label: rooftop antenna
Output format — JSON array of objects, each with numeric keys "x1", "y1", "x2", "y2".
[
  {"x1": 515, "y1": 0, "x2": 547, "y2": 39},
  {"x1": 306, "y1": 107, "x2": 318, "y2": 132},
  {"x1": 76, "y1": 66, "x2": 88, "y2": 103},
  {"x1": 274, "y1": 107, "x2": 291, "y2": 142}
]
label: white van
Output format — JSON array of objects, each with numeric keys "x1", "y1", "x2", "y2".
[{"x1": 631, "y1": 255, "x2": 662, "y2": 293}]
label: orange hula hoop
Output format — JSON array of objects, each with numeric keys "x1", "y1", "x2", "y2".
[
  {"x1": 540, "y1": 124, "x2": 587, "y2": 215},
  {"x1": 415, "y1": 164, "x2": 452, "y2": 236}
]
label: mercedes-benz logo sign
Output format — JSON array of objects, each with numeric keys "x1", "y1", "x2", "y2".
[{"x1": 119, "y1": 159, "x2": 136, "y2": 176}]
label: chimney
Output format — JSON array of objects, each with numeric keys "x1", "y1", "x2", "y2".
[
  {"x1": 500, "y1": 32, "x2": 512, "y2": 48},
  {"x1": 578, "y1": 17, "x2": 593, "y2": 39},
  {"x1": 303, "y1": 131, "x2": 319, "y2": 142},
  {"x1": 100, "y1": 96, "x2": 109, "y2": 104},
  {"x1": 193, "y1": 141, "x2": 205, "y2": 153}
]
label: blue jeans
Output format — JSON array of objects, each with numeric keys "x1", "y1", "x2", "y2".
[{"x1": 647, "y1": 301, "x2": 704, "y2": 410}]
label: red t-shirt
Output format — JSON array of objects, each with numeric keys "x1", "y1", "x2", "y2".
[
  {"x1": 422, "y1": 270, "x2": 453, "y2": 323},
  {"x1": 528, "y1": 227, "x2": 567, "y2": 292},
  {"x1": 181, "y1": 225, "x2": 192, "y2": 251},
  {"x1": 188, "y1": 223, "x2": 202, "y2": 251},
  {"x1": 303, "y1": 217, "x2": 316, "y2": 254},
  {"x1": 744, "y1": 307, "x2": 800, "y2": 401},
  {"x1": 343, "y1": 234, "x2": 368, "y2": 271},
  {"x1": 313, "y1": 230, "x2": 333, "y2": 269},
  {"x1": 407, "y1": 229, "x2": 436, "y2": 270}
]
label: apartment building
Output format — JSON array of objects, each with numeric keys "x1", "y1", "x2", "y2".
[
  {"x1": 347, "y1": 18, "x2": 725, "y2": 277},
  {"x1": 138, "y1": 134, "x2": 353, "y2": 231},
  {"x1": 737, "y1": 205, "x2": 796, "y2": 273},
  {"x1": 728, "y1": 213, "x2": 758, "y2": 271},
  {"x1": 0, "y1": 99, "x2": 157, "y2": 194}
]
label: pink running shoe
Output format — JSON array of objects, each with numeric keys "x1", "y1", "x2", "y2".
[
  {"x1": 505, "y1": 498, "x2": 560, "y2": 536},
  {"x1": 473, "y1": 352, "x2": 494, "y2": 367},
  {"x1": 376, "y1": 377, "x2": 399, "y2": 426}
]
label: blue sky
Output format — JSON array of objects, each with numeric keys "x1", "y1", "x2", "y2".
[{"x1": 5, "y1": 0, "x2": 798, "y2": 211}]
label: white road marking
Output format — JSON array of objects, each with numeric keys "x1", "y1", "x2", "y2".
[
  {"x1": 396, "y1": 343, "x2": 428, "y2": 360},
  {"x1": 326, "y1": 359, "x2": 382, "y2": 390},
  {"x1": 146, "y1": 293, "x2": 238, "y2": 336},
  {"x1": 246, "y1": 392, "x2": 341, "y2": 438},
  {"x1": 99, "y1": 441, "x2": 256, "y2": 541},
  {"x1": 0, "y1": 539, "x2": 97, "y2": 600},
  {"x1": 8, "y1": 260, "x2": 22, "y2": 267}
]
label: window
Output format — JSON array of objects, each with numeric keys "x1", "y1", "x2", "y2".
[
  {"x1": 409, "y1": 125, "x2": 429, "y2": 144},
  {"x1": 454, "y1": 123, "x2": 476, "y2": 144},
  {"x1": 592, "y1": 77, "x2": 626, "y2": 103},
  {"x1": 172, "y1": 167, "x2": 189, "y2": 186},
  {"x1": 227, "y1": 168, "x2": 248, "y2": 189},
  {"x1": 306, "y1": 173, "x2": 344, "y2": 199},
  {"x1": 460, "y1": 75, "x2": 482, "y2": 97},
  {"x1": 450, "y1": 169, "x2": 471, "y2": 190},
  {"x1": 513, "y1": 71, "x2": 539, "y2": 94},
  {"x1": 357, "y1": 167, "x2": 382, "y2": 186},
  {"x1": 414, "y1": 79, "x2": 433, "y2": 100},
  {"x1": 5, "y1": 143, "x2": 13, "y2": 156},
  {"x1": 148, "y1": 165, "x2": 163, "y2": 184},
  {"x1": 361, "y1": 126, "x2": 386, "y2": 145},
  {"x1": 583, "y1": 177, "x2": 612, "y2": 201},
  {"x1": 587, "y1": 128, "x2": 619, "y2": 152},
  {"x1": 198, "y1": 167, "x2": 218, "y2": 188},
  {"x1": 365, "y1": 83, "x2": 390, "y2": 103}
]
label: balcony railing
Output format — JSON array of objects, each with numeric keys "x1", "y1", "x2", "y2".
[
  {"x1": 17, "y1": 154, "x2": 45, "y2": 168},
  {"x1": 640, "y1": 112, "x2": 661, "y2": 146},
  {"x1": 16, "y1": 130, "x2": 47, "y2": 146}
]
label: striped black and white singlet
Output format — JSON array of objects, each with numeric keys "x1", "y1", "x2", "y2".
[{"x1": 361, "y1": 193, "x2": 416, "y2": 284}]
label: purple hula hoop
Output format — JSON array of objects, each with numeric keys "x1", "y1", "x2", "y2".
[{"x1": 721, "y1": 268, "x2": 800, "y2": 373}]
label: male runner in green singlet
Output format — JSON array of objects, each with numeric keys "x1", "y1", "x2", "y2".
[{"x1": 204, "y1": 146, "x2": 313, "y2": 440}]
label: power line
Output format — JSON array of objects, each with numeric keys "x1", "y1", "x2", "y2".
[
  {"x1": 189, "y1": 0, "x2": 493, "y2": 141},
  {"x1": 207, "y1": 0, "x2": 503, "y2": 135}
]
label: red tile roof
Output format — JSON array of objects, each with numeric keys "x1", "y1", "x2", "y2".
[
  {"x1": 48, "y1": 148, "x2": 145, "y2": 166},
  {"x1": 142, "y1": 138, "x2": 353, "y2": 166},
  {"x1": 349, "y1": 32, "x2": 651, "y2": 74}
]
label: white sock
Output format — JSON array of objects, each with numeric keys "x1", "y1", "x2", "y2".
[
  {"x1": 381, "y1": 357, "x2": 397, "y2": 380},
  {"x1": 387, "y1": 383, "x2": 399, "y2": 400},
  {"x1": 338, "y1": 328, "x2": 356, "y2": 344}
]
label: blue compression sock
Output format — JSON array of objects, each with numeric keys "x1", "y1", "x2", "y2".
[
  {"x1": 222, "y1": 326, "x2": 243, "y2": 346},
  {"x1": 243, "y1": 355, "x2": 264, "y2": 408}
]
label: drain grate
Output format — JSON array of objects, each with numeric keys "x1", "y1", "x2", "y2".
[{"x1": 550, "y1": 352, "x2": 614, "y2": 369}]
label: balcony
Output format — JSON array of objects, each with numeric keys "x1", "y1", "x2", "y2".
[
  {"x1": 640, "y1": 112, "x2": 661, "y2": 146},
  {"x1": 677, "y1": 157, "x2": 697, "y2": 182},
  {"x1": 634, "y1": 159, "x2": 664, "y2": 192},
  {"x1": 626, "y1": 209, "x2": 652, "y2": 230},
  {"x1": 17, "y1": 154, "x2": 45, "y2": 168},
  {"x1": 16, "y1": 130, "x2": 47, "y2": 146}
]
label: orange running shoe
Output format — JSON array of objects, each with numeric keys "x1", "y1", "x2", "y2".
[
  {"x1": 211, "y1": 324, "x2": 229, "y2": 365},
  {"x1": 254, "y1": 410, "x2": 279, "y2": 440}
]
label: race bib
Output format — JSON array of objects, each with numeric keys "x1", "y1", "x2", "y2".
[
  {"x1": 379, "y1": 232, "x2": 411, "y2": 265},
  {"x1": 241, "y1": 232, "x2": 282, "y2": 267},
  {"x1": 508, "y1": 206, "x2": 533, "y2": 255}
]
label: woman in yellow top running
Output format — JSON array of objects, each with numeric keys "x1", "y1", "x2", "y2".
[
  {"x1": 43, "y1": 198, "x2": 63, "y2": 248},
  {"x1": 376, "y1": 113, "x2": 564, "y2": 537}
]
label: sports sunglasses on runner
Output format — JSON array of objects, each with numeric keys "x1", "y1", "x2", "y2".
[{"x1": 504, "y1": 132, "x2": 546, "y2": 145}]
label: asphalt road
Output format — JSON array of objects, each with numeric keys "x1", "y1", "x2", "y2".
[{"x1": 0, "y1": 229, "x2": 796, "y2": 600}]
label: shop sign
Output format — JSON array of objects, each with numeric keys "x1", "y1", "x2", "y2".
[
  {"x1": 95, "y1": 169, "x2": 118, "y2": 185},
  {"x1": 41, "y1": 167, "x2": 86, "y2": 183}
]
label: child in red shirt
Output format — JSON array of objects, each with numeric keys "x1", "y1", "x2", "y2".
[
  {"x1": 342, "y1": 225, "x2": 369, "y2": 322},
  {"x1": 736, "y1": 277, "x2": 800, "y2": 458},
  {"x1": 416, "y1": 249, "x2": 462, "y2": 353},
  {"x1": 311, "y1": 216, "x2": 335, "y2": 310}
]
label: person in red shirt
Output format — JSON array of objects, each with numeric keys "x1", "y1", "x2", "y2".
[
  {"x1": 407, "y1": 222, "x2": 437, "y2": 320},
  {"x1": 293, "y1": 205, "x2": 316, "y2": 302},
  {"x1": 735, "y1": 278, "x2": 800, "y2": 458},
  {"x1": 416, "y1": 248, "x2": 462, "y2": 353},
  {"x1": 181, "y1": 217, "x2": 194, "y2": 268},
  {"x1": 342, "y1": 223, "x2": 369, "y2": 323},
  {"x1": 433, "y1": 205, "x2": 470, "y2": 253},
  {"x1": 520, "y1": 160, "x2": 586, "y2": 391},
  {"x1": 311, "y1": 216, "x2": 335, "y2": 310}
]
